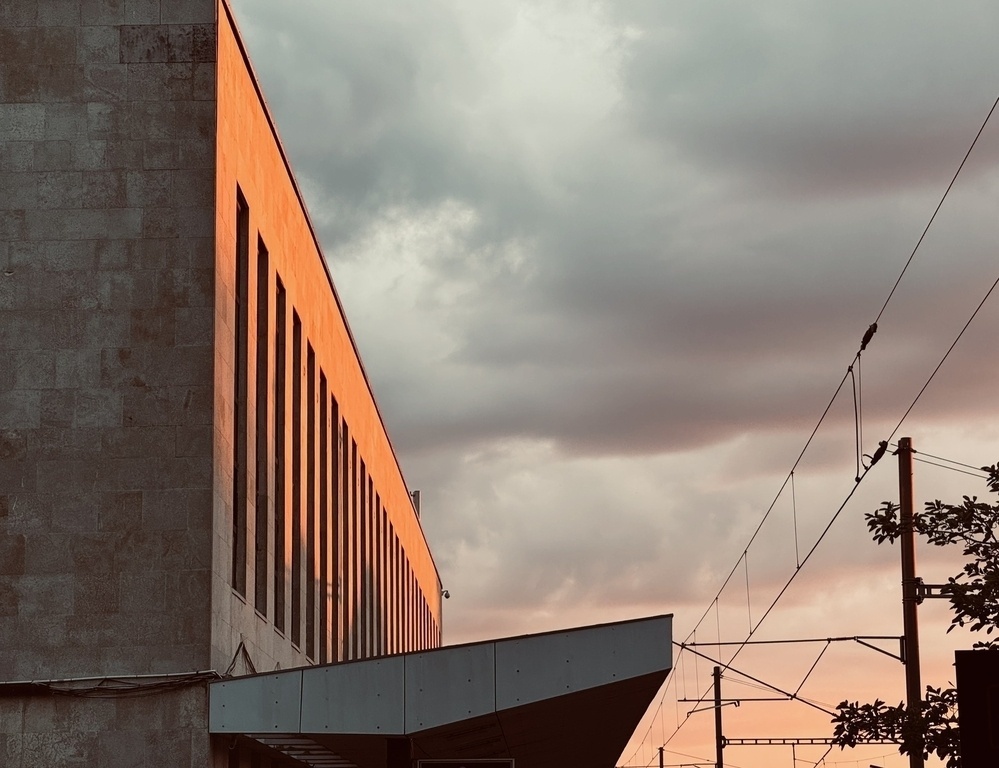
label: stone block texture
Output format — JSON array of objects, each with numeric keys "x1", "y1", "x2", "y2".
[
  {"x1": 0, "y1": 0, "x2": 217, "y2": 681},
  {"x1": 1, "y1": 1, "x2": 216, "y2": 766}
]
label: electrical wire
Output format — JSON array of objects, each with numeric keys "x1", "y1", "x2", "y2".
[
  {"x1": 0, "y1": 671, "x2": 220, "y2": 698},
  {"x1": 676, "y1": 366, "x2": 853, "y2": 652},
  {"x1": 874, "y1": 93, "x2": 999, "y2": 325},
  {"x1": 683, "y1": 635, "x2": 900, "y2": 647},
  {"x1": 648, "y1": 462, "x2": 876, "y2": 759},
  {"x1": 630, "y1": 91, "x2": 999, "y2": 766},
  {"x1": 912, "y1": 455, "x2": 989, "y2": 480},
  {"x1": 676, "y1": 642, "x2": 836, "y2": 717},
  {"x1": 811, "y1": 744, "x2": 834, "y2": 767},
  {"x1": 679, "y1": 89, "x2": 999, "y2": 662},
  {"x1": 908, "y1": 447, "x2": 989, "y2": 474},
  {"x1": 792, "y1": 471, "x2": 800, "y2": 568},
  {"x1": 886, "y1": 270, "x2": 999, "y2": 443},
  {"x1": 649, "y1": 270, "x2": 999, "y2": 752}
]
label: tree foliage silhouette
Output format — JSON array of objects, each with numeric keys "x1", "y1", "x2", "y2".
[{"x1": 830, "y1": 462, "x2": 999, "y2": 768}]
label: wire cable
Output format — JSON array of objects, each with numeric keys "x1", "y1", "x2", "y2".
[
  {"x1": 648, "y1": 261, "x2": 999, "y2": 752},
  {"x1": 651, "y1": 465, "x2": 877, "y2": 759},
  {"x1": 912, "y1": 455, "x2": 989, "y2": 480},
  {"x1": 633, "y1": 93, "x2": 999, "y2": 764},
  {"x1": 886, "y1": 270, "x2": 999, "y2": 443},
  {"x1": 676, "y1": 642, "x2": 836, "y2": 717},
  {"x1": 661, "y1": 263, "x2": 999, "y2": 750},
  {"x1": 909, "y1": 447, "x2": 989, "y2": 473},
  {"x1": 874, "y1": 93, "x2": 999, "y2": 325},
  {"x1": 678, "y1": 366, "x2": 853, "y2": 648}
]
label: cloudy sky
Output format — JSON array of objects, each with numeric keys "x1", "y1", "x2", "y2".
[{"x1": 232, "y1": 2, "x2": 999, "y2": 765}]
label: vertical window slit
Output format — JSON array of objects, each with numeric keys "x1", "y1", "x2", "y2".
[
  {"x1": 330, "y1": 397, "x2": 341, "y2": 661},
  {"x1": 274, "y1": 278, "x2": 286, "y2": 632},
  {"x1": 359, "y1": 460, "x2": 368, "y2": 657},
  {"x1": 291, "y1": 311, "x2": 302, "y2": 648},
  {"x1": 232, "y1": 191, "x2": 249, "y2": 596},
  {"x1": 254, "y1": 239, "x2": 269, "y2": 615},
  {"x1": 319, "y1": 372, "x2": 329, "y2": 664},
  {"x1": 340, "y1": 421, "x2": 350, "y2": 660},
  {"x1": 375, "y1": 494, "x2": 383, "y2": 656},
  {"x1": 350, "y1": 438, "x2": 361, "y2": 659},
  {"x1": 306, "y1": 343, "x2": 316, "y2": 660}
]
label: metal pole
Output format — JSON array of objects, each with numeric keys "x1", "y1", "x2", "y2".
[
  {"x1": 658, "y1": 745, "x2": 664, "y2": 768},
  {"x1": 897, "y1": 437, "x2": 923, "y2": 768},
  {"x1": 714, "y1": 666, "x2": 723, "y2": 768}
]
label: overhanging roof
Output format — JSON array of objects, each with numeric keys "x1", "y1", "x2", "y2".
[{"x1": 210, "y1": 614, "x2": 672, "y2": 768}]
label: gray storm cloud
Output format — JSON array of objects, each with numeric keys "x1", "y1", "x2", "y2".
[{"x1": 232, "y1": 4, "x2": 999, "y2": 761}]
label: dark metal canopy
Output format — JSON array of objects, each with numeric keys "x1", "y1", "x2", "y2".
[{"x1": 210, "y1": 614, "x2": 673, "y2": 768}]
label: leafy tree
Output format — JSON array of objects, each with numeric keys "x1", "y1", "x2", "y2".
[
  {"x1": 830, "y1": 462, "x2": 999, "y2": 768},
  {"x1": 832, "y1": 686, "x2": 960, "y2": 768}
]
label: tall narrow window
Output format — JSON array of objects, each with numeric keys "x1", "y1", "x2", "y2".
[
  {"x1": 341, "y1": 423, "x2": 352, "y2": 660},
  {"x1": 291, "y1": 311, "x2": 303, "y2": 648},
  {"x1": 373, "y1": 494, "x2": 382, "y2": 656},
  {"x1": 403, "y1": 564, "x2": 410, "y2": 652},
  {"x1": 418, "y1": 596, "x2": 424, "y2": 650},
  {"x1": 367, "y1": 477, "x2": 375, "y2": 655},
  {"x1": 319, "y1": 373, "x2": 329, "y2": 664},
  {"x1": 232, "y1": 191, "x2": 249, "y2": 597},
  {"x1": 274, "y1": 279, "x2": 287, "y2": 632},
  {"x1": 350, "y1": 438, "x2": 362, "y2": 659},
  {"x1": 330, "y1": 396, "x2": 341, "y2": 661},
  {"x1": 359, "y1": 460, "x2": 368, "y2": 657},
  {"x1": 306, "y1": 344, "x2": 316, "y2": 661},
  {"x1": 392, "y1": 534, "x2": 401, "y2": 654},
  {"x1": 378, "y1": 500, "x2": 387, "y2": 656},
  {"x1": 407, "y1": 568, "x2": 415, "y2": 651},
  {"x1": 425, "y1": 597, "x2": 431, "y2": 649},
  {"x1": 254, "y1": 239, "x2": 270, "y2": 615}
]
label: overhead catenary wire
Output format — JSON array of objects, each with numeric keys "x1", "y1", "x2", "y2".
[
  {"x1": 890, "y1": 443, "x2": 991, "y2": 479},
  {"x1": 793, "y1": 640, "x2": 831, "y2": 697},
  {"x1": 652, "y1": 256, "x2": 999, "y2": 754},
  {"x1": 885, "y1": 270, "x2": 999, "y2": 444},
  {"x1": 791, "y1": 471, "x2": 800, "y2": 568},
  {"x1": 662, "y1": 460, "x2": 880, "y2": 743},
  {"x1": 647, "y1": 268, "x2": 999, "y2": 759},
  {"x1": 906, "y1": 446, "x2": 990, "y2": 474},
  {"x1": 675, "y1": 642, "x2": 837, "y2": 717},
  {"x1": 912, "y1": 454, "x2": 989, "y2": 480},
  {"x1": 691, "y1": 88, "x2": 999, "y2": 649},
  {"x1": 627, "y1": 91, "x2": 999, "y2": 766},
  {"x1": 873, "y1": 93, "x2": 999, "y2": 326},
  {"x1": 675, "y1": 365, "x2": 854, "y2": 650},
  {"x1": 683, "y1": 635, "x2": 900, "y2": 646}
]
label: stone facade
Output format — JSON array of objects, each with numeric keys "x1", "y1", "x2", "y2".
[
  {"x1": 0, "y1": 0, "x2": 217, "y2": 679},
  {"x1": 0, "y1": 1, "x2": 441, "y2": 766}
]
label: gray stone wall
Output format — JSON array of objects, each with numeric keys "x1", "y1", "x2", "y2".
[
  {"x1": 0, "y1": 0, "x2": 217, "y2": 683},
  {"x1": 0, "y1": 685, "x2": 211, "y2": 766}
]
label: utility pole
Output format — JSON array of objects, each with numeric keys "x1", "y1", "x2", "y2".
[
  {"x1": 897, "y1": 437, "x2": 923, "y2": 768},
  {"x1": 714, "y1": 666, "x2": 724, "y2": 768}
]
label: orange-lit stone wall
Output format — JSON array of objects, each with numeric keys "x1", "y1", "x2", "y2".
[{"x1": 212, "y1": 0, "x2": 442, "y2": 674}]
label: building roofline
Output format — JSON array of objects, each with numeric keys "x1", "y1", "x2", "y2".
[
  {"x1": 217, "y1": 0, "x2": 440, "y2": 588},
  {"x1": 212, "y1": 612, "x2": 675, "y2": 682}
]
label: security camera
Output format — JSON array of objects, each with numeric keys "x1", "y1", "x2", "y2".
[{"x1": 442, "y1": 590, "x2": 450, "y2": 599}]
